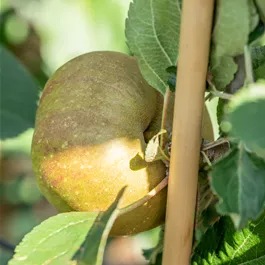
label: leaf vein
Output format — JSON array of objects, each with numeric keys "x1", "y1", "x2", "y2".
[
  {"x1": 150, "y1": 0, "x2": 173, "y2": 65},
  {"x1": 138, "y1": 47, "x2": 167, "y2": 89},
  {"x1": 17, "y1": 219, "x2": 89, "y2": 261}
]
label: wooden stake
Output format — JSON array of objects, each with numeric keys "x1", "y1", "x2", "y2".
[{"x1": 162, "y1": 1, "x2": 214, "y2": 265}]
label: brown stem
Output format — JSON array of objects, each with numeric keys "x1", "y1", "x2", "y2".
[
  {"x1": 202, "y1": 138, "x2": 229, "y2": 151},
  {"x1": 160, "y1": 88, "x2": 171, "y2": 149},
  {"x1": 201, "y1": 151, "x2": 212, "y2": 167},
  {"x1": 119, "y1": 176, "x2": 168, "y2": 215}
]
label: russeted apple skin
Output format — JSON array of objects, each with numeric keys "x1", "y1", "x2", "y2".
[
  {"x1": 31, "y1": 51, "x2": 167, "y2": 236},
  {"x1": 31, "y1": 51, "x2": 214, "y2": 236}
]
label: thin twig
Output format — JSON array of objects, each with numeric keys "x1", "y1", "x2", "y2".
[
  {"x1": 202, "y1": 138, "x2": 229, "y2": 151},
  {"x1": 211, "y1": 90, "x2": 233, "y2": 100},
  {"x1": 160, "y1": 88, "x2": 171, "y2": 149},
  {"x1": 119, "y1": 176, "x2": 168, "y2": 215},
  {"x1": 244, "y1": 45, "x2": 255, "y2": 84},
  {"x1": 200, "y1": 151, "x2": 212, "y2": 167}
]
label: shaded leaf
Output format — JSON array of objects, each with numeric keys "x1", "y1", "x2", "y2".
[
  {"x1": 192, "y1": 217, "x2": 227, "y2": 265},
  {"x1": 210, "y1": 55, "x2": 238, "y2": 90},
  {"x1": 248, "y1": 21, "x2": 265, "y2": 44},
  {"x1": 0, "y1": 45, "x2": 39, "y2": 139},
  {"x1": 209, "y1": 0, "x2": 257, "y2": 90},
  {"x1": 211, "y1": 146, "x2": 265, "y2": 229},
  {"x1": 166, "y1": 66, "x2": 177, "y2": 91},
  {"x1": 165, "y1": 66, "x2": 177, "y2": 74},
  {"x1": 254, "y1": 64, "x2": 265, "y2": 80},
  {"x1": 225, "y1": 81, "x2": 265, "y2": 158},
  {"x1": 255, "y1": 0, "x2": 265, "y2": 24},
  {"x1": 145, "y1": 129, "x2": 168, "y2": 162},
  {"x1": 126, "y1": 0, "x2": 181, "y2": 95},
  {"x1": 216, "y1": 48, "x2": 265, "y2": 133},
  {"x1": 212, "y1": 0, "x2": 250, "y2": 57},
  {"x1": 217, "y1": 98, "x2": 226, "y2": 128},
  {"x1": 243, "y1": 256, "x2": 265, "y2": 265},
  {"x1": 130, "y1": 153, "x2": 148, "y2": 170},
  {"x1": 8, "y1": 212, "x2": 98, "y2": 265},
  {"x1": 192, "y1": 212, "x2": 265, "y2": 265},
  {"x1": 74, "y1": 187, "x2": 126, "y2": 265},
  {"x1": 251, "y1": 45, "x2": 265, "y2": 69},
  {"x1": 143, "y1": 226, "x2": 164, "y2": 265}
]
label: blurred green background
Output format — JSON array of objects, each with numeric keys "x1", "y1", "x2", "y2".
[{"x1": 0, "y1": 1, "x2": 159, "y2": 264}]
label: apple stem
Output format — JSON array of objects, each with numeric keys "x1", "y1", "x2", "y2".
[
  {"x1": 119, "y1": 176, "x2": 168, "y2": 215},
  {"x1": 160, "y1": 88, "x2": 171, "y2": 149}
]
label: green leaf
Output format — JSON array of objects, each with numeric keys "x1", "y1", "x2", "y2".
[
  {"x1": 254, "y1": 64, "x2": 265, "y2": 80},
  {"x1": 248, "y1": 21, "x2": 265, "y2": 44},
  {"x1": 144, "y1": 252, "x2": 162, "y2": 265},
  {"x1": 125, "y1": 0, "x2": 181, "y2": 95},
  {"x1": 211, "y1": 146, "x2": 265, "y2": 229},
  {"x1": 192, "y1": 217, "x2": 228, "y2": 265},
  {"x1": 0, "y1": 45, "x2": 39, "y2": 140},
  {"x1": 145, "y1": 129, "x2": 167, "y2": 162},
  {"x1": 217, "y1": 98, "x2": 226, "y2": 135},
  {"x1": 8, "y1": 212, "x2": 97, "y2": 265},
  {"x1": 143, "y1": 226, "x2": 164, "y2": 265},
  {"x1": 19, "y1": 177, "x2": 42, "y2": 205},
  {"x1": 243, "y1": 256, "x2": 265, "y2": 265},
  {"x1": 209, "y1": 1, "x2": 256, "y2": 90},
  {"x1": 251, "y1": 45, "x2": 265, "y2": 69},
  {"x1": 225, "y1": 81, "x2": 265, "y2": 158},
  {"x1": 166, "y1": 66, "x2": 177, "y2": 92},
  {"x1": 192, "y1": 213, "x2": 265, "y2": 265},
  {"x1": 255, "y1": 0, "x2": 265, "y2": 23},
  {"x1": 1, "y1": 176, "x2": 41, "y2": 205},
  {"x1": 212, "y1": 0, "x2": 250, "y2": 57},
  {"x1": 249, "y1": 1, "x2": 260, "y2": 33},
  {"x1": 74, "y1": 187, "x2": 126, "y2": 265},
  {"x1": 210, "y1": 55, "x2": 238, "y2": 91}
]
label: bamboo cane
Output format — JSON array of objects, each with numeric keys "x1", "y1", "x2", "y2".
[{"x1": 162, "y1": 1, "x2": 214, "y2": 264}]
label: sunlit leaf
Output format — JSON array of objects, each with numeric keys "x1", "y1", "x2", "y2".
[
  {"x1": 143, "y1": 226, "x2": 164, "y2": 265},
  {"x1": 74, "y1": 187, "x2": 126, "y2": 265},
  {"x1": 8, "y1": 212, "x2": 97, "y2": 265},
  {"x1": 126, "y1": 0, "x2": 181, "y2": 95},
  {"x1": 192, "y1": 213, "x2": 265, "y2": 265}
]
